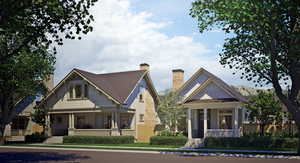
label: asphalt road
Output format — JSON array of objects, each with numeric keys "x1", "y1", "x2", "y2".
[{"x1": 0, "y1": 147, "x2": 299, "y2": 163}]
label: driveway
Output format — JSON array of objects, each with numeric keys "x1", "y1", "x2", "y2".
[{"x1": 0, "y1": 147, "x2": 298, "y2": 163}]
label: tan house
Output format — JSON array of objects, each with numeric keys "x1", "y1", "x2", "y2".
[
  {"x1": 39, "y1": 64, "x2": 159, "y2": 142},
  {"x1": 172, "y1": 68, "x2": 248, "y2": 145}
]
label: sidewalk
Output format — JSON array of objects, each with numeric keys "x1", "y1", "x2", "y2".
[{"x1": 26, "y1": 143, "x2": 297, "y2": 154}]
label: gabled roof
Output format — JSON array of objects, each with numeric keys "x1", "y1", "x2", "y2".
[
  {"x1": 75, "y1": 69, "x2": 147, "y2": 104},
  {"x1": 40, "y1": 68, "x2": 158, "y2": 106},
  {"x1": 178, "y1": 68, "x2": 248, "y2": 103}
]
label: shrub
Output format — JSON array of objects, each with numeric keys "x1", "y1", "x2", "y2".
[
  {"x1": 204, "y1": 137, "x2": 298, "y2": 149},
  {"x1": 25, "y1": 132, "x2": 48, "y2": 143},
  {"x1": 63, "y1": 136, "x2": 134, "y2": 144},
  {"x1": 150, "y1": 136, "x2": 187, "y2": 146}
]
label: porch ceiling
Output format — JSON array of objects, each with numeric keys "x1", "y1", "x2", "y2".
[{"x1": 183, "y1": 100, "x2": 242, "y2": 109}]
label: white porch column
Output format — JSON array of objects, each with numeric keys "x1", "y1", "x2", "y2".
[
  {"x1": 45, "y1": 114, "x2": 51, "y2": 136},
  {"x1": 111, "y1": 112, "x2": 115, "y2": 128},
  {"x1": 204, "y1": 108, "x2": 208, "y2": 138},
  {"x1": 234, "y1": 107, "x2": 239, "y2": 136},
  {"x1": 187, "y1": 108, "x2": 192, "y2": 139},
  {"x1": 68, "y1": 113, "x2": 75, "y2": 129},
  {"x1": 68, "y1": 113, "x2": 75, "y2": 135}
]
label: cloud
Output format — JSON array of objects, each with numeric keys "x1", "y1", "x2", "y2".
[{"x1": 55, "y1": 0, "x2": 252, "y2": 91}]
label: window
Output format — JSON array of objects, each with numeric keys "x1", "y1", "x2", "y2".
[
  {"x1": 139, "y1": 94, "x2": 144, "y2": 102},
  {"x1": 139, "y1": 114, "x2": 144, "y2": 122},
  {"x1": 75, "y1": 85, "x2": 82, "y2": 98},
  {"x1": 69, "y1": 85, "x2": 74, "y2": 99},
  {"x1": 84, "y1": 84, "x2": 88, "y2": 98},
  {"x1": 219, "y1": 110, "x2": 233, "y2": 129},
  {"x1": 120, "y1": 114, "x2": 133, "y2": 129}
]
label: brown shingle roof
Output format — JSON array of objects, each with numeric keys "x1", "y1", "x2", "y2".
[{"x1": 75, "y1": 69, "x2": 147, "y2": 104}]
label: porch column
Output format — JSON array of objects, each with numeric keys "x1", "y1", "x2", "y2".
[
  {"x1": 111, "y1": 111, "x2": 120, "y2": 136},
  {"x1": 187, "y1": 108, "x2": 192, "y2": 139},
  {"x1": 234, "y1": 107, "x2": 239, "y2": 136},
  {"x1": 68, "y1": 113, "x2": 75, "y2": 135},
  {"x1": 45, "y1": 114, "x2": 52, "y2": 136},
  {"x1": 111, "y1": 112, "x2": 115, "y2": 128},
  {"x1": 204, "y1": 108, "x2": 208, "y2": 138}
]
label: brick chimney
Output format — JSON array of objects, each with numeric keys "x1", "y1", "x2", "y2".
[
  {"x1": 172, "y1": 69, "x2": 184, "y2": 92},
  {"x1": 140, "y1": 63, "x2": 150, "y2": 71},
  {"x1": 44, "y1": 74, "x2": 54, "y2": 91}
]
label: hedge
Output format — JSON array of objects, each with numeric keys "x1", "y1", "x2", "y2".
[
  {"x1": 150, "y1": 136, "x2": 187, "y2": 146},
  {"x1": 204, "y1": 137, "x2": 298, "y2": 149},
  {"x1": 25, "y1": 133, "x2": 48, "y2": 143},
  {"x1": 63, "y1": 136, "x2": 134, "y2": 144}
]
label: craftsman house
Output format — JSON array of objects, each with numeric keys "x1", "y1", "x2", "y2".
[
  {"x1": 39, "y1": 64, "x2": 160, "y2": 142},
  {"x1": 172, "y1": 68, "x2": 248, "y2": 141}
]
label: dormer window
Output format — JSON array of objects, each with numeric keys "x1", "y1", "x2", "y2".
[
  {"x1": 75, "y1": 84, "x2": 82, "y2": 98},
  {"x1": 69, "y1": 83, "x2": 88, "y2": 99}
]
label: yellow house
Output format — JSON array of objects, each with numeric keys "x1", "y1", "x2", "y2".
[{"x1": 39, "y1": 64, "x2": 160, "y2": 142}]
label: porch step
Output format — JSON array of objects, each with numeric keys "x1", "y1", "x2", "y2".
[
  {"x1": 184, "y1": 138, "x2": 204, "y2": 148},
  {"x1": 43, "y1": 136, "x2": 63, "y2": 144}
]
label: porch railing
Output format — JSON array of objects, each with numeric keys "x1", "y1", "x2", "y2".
[
  {"x1": 73, "y1": 129, "x2": 111, "y2": 136},
  {"x1": 120, "y1": 129, "x2": 135, "y2": 136},
  {"x1": 206, "y1": 129, "x2": 240, "y2": 137}
]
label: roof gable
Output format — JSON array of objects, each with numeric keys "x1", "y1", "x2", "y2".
[{"x1": 179, "y1": 68, "x2": 248, "y2": 103}]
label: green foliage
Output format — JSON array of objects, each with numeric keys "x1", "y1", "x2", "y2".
[
  {"x1": 31, "y1": 107, "x2": 47, "y2": 132},
  {"x1": 63, "y1": 136, "x2": 135, "y2": 144},
  {"x1": 190, "y1": 0, "x2": 300, "y2": 153},
  {"x1": 204, "y1": 137, "x2": 298, "y2": 150},
  {"x1": 157, "y1": 91, "x2": 185, "y2": 133},
  {"x1": 25, "y1": 132, "x2": 48, "y2": 143},
  {"x1": 245, "y1": 90, "x2": 283, "y2": 135},
  {"x1": 150, "y1": 136, "x2": 187, "y2": 146},
  {"x1": 157, "y1": 129, "x2": 184, "y2": 137},
  {"x1": 0, "y1": 0, "x2": 98, "y2": 137}
]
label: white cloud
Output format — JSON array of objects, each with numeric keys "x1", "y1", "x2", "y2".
[{"x1": 55, "y1": 0, "x2": 252, "y2": 91}]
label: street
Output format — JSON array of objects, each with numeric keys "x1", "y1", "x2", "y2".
[{"x1": 0, "y1": 147, "x2": 299, "y2": 163}]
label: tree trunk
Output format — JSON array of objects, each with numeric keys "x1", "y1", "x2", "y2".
[
  {"x1": 260, "y1": 123, "x2": 265, "y2": 136},
  {"x1": 0, "y1": 124, "x2": 6, "y2": 145}
]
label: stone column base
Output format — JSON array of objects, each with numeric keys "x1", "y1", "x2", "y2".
[
  {"x1": 68, "y1": 128, "x2": 75, "y2": 136},
  {"x1": 111, "y1": 128, "x2": 120, "y2": 136}
]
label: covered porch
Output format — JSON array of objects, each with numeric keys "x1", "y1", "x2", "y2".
[
  {"x1": 46, "y1": 109, "x2": 136, "y2": 137},
  {"x1": 186, "y1": 101, "x2": 244, "y2": 139}
]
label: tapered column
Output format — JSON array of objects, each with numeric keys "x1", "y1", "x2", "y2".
[
  {"x1": 204, "y1": 108, "x2": 208, "y2": 138},
  {"x1": 187, "y1": 108, "x2": 192, "y2": 139},
  {"x1": 68, "y1": 113, "x2": 75, "y2": 135},
  {"x1": 45, "y1": 114, "x2": 52, "y2": 136},
  {"x1": 234, "y1": 107, "x2": 239, "y2": 136}
]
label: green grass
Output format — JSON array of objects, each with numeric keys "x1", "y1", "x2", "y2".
[{"x1": 62, "y1": 143, "x2": 181, "y2": 148}]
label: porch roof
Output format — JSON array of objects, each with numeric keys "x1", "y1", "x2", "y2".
[{"x1": 185, "y1": 98, "x2": 238, "y2": 104}]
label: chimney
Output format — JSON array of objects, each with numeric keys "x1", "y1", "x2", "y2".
[
  {"x1": 140, "y1": 63, "x2": 150, "y2": 71},
  {"x1": 44, "y1": 74, "x2": 54, "y2": 91},
  {"x1": 172, "y1": 69, "x2": 184, "y2": 92}
]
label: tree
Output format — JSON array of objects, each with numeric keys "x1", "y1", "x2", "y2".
[
  {"x1": 245, "y1": 91, "x2": 282, "y2": 136},
  {"x1": 190, "y1": 0, "x2": 300, "y2": 154},
  {"x1": 157, "y1": 91, "x2": 185, "y2": 134},
  {"x1": 0, "y1": 0, "x2": 98, "y2": 143},
  {"x1": 31, "y1": 106, "x2": 47, "y2": 135}
]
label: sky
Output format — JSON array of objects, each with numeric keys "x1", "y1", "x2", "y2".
[{"x1": 55, "y1": 0, "x2": 254, "y2": 92}]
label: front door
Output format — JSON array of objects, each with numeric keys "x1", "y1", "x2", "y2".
[{"x1": 198, "y1": 110, "x2": 204, "y2": 138}]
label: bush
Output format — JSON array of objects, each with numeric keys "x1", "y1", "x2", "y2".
[
  {"x1": 204, "y1": 137, "x2": 298, "y2": 149},
  {"x1": 25, "y1": 132, "x2": 47, "y2": 143},
  {"x1": 63, "y1": 136, "x2": 134, "y2": 144},
  {"x1": 150, "y1": 136, "x2": 187, "y2": 146}
]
